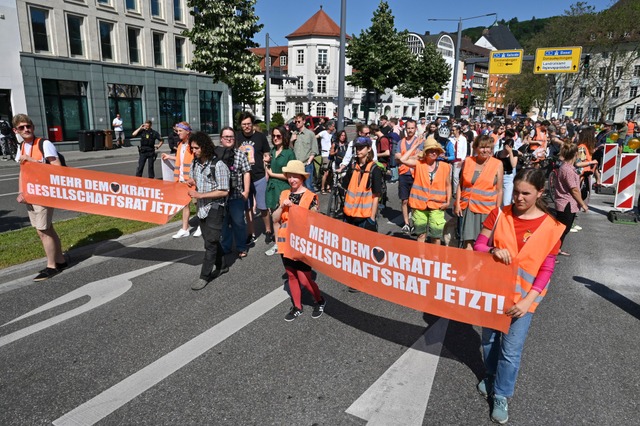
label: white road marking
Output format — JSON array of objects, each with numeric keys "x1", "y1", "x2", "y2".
[
  {"x1": 346, "y1": 318, "x2": 449, "y2": 425},
  {"x1": 53, "y1": 286, "x2": 290, "y2": 426}
]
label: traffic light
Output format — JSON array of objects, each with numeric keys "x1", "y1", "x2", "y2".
[{"x1": 584, "y1": 54, "x2": 590, "y2": 69}]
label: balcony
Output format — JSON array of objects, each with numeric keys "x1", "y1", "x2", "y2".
[
  {"x1": 315, "y1": 62, "x2": 330, "y2": 74},
  {"x1": 284, "y1": 87, "x2": 355, "y2": 99}
]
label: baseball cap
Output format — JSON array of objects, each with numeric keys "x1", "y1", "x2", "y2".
[{"x1": 353, "y1": 136, "x2": 372, "y2": 147}]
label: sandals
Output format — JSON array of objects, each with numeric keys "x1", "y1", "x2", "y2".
[
  {"x1": 559, "y1": 251, "x2": 571, "y2": 257},
  {"x1": 238, "y1": 251, "x2": 248, "y2": 258}
]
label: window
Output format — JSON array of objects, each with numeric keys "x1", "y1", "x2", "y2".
[
  {"x1": 576, "y1": 107, "x2": 583, "y2": 120},
  {"x1": 30, "y1": 8, "x2": 50, "y2": 52},
  {"x1": 280, "y1": 55, "x2": 287, "y2": 66},
  {"x1": 599, "y1": 67, "x2": 606, "y2": 78},
  {"x1": 634, "y1": 65, "x2": 640, "y2": 77},
  {"x1": 607, "y1": 108, "x2": 616, "y2": 120},
  {"x1": 297, "y1": 49, "x2": 304, "y2": 65},
  {"x1": 613, "y1": 87, "x2": 620, "y2": 98},
  {"x1": 631, "y1": 86, "x2": 638, "y2": 97},
  {"x1": 316, "y1": 102, "x2": 326, "y2": 116},
  {"x1": 99, "y1": 21, "x2": 114, "y2": 60},
  {"x1": 589, "y1": 108, "x2": 599, "y2": 120},
  {"x1": 153, "y1": 32, "x2": 164, "y2": 67},
  {"x1": 97, "y1": 0, "x2": 111, "y2": 4},
  {"x1": 616, "y1": 66, "x2": 623, "y2": 78},
  {"x1": 626, "y1": 108, "x2": 634, "y2": 120},
  {"x1": 297, "y1": 76, "x2": 304, "y2": 90},
  {"x1": 151, "y1": 0, "x2": 162, "y2": 18},
  {"x1": 173, "y1": 0, "x2": 183, "y2": 22},
  {"x1": 317, "y1": 76, "x2": 327, "y2": 93},
  {"x1": 563, "y1": 88, "x2": 573, "y2": 97},
  {"x1": 318, "y1": 48, "x2": 328, "y2": 66},
  {"x1": 128, "y1": 27, "x2": 141, "y2": 64},
  {"x1": 602, "y1": 52, "x2": 609, "y2": 59},
  {"x1": 276, "y1": 101, "x2": 286, "y2": 113},
  {"x1": 406, "y1": 34, "x2": 424, "y2": 55},
  {"x1": 108, "y1": 84, "x2": 143, "y2": 137},
  {"x1": 175, "y1": 37, "x2": 185, "y2": 69},
  {"x1": 277, "y1": 80, "x2": 283, "y2": 90},
  {"x1": 126, "y1": 0, "x2": 138, "y2": 12},
  {"x1": 67, "y1": 15, "x2": 83, "y2": 57},
  {"x1": 199, "y1": 90, "x2": 222, "y2": 134},
  {"x1": 295, "y1": 102, "x2": 304, "y2": 114},
  {"x1": 43, "y1": 79, "x2": 89, "y2": 141},
  {"x1": 595, "y1": 87, "x2": 603, "y2": 97},
  {"x1": 159, "y1": 87, "x2": 186, "y2": 135}
]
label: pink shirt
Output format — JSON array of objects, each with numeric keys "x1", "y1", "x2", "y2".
[{"x1": 553, "y1": 162, "x2": 580, "y2": 213}]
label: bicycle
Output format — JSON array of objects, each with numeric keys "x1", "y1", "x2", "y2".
[{"x1": 326, "y1": 170, "x2": 346, "y2": 218}]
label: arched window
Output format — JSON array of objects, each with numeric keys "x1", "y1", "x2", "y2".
[
  {"x1": 406, "y1": 33, "x2": 424, "y2": 56},
  {"x1": 437, "y1": 35, "x2": 454, "y2": 58},
  {"x1": 295, "y1": 102, "x2": 304, "y2": 114},
  {"x1": 316, "y1": 102, "x2": 326, "y2": 116}
]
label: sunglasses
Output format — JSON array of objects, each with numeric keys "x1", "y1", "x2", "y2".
[
  {"x1": 17, "y1": 124, "x2": 33, "y2": 131},
  {"x1": 362, "y1": 132, "x2": 370, "y2": 136},
  {"x1": 272, "y1": 134, "x2": 282, "y2": 139}
]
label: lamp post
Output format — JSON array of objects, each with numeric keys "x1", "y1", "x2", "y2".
[{"x1": 428, "y1": 13, "x2": 496, "y2": 117}]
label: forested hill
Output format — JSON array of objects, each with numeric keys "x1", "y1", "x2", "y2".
[{"x1": 462, "y1": 17, "x2": 552, "y2": 46}]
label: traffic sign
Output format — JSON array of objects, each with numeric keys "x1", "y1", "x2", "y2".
[
  {"x1": 489, "y1": 49, "x2": 523, "y2": 75},
  {"x1": 433, "y1": 93, "x2": 441, "y2": 101},
  {"x1": 534, "y1": 46, "x2": 582, "y2": 74}
]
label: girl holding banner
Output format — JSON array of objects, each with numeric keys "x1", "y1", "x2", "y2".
[
  {"x1": 273, "y1": 160, "x2": 325, "y2": 321},
  {"x1": 474, "y1": 168, "x2": 564, "y2": 424}
]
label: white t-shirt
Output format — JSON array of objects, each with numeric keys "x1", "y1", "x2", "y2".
[
  {"x1": 340, "y1": 139, "x2": 378, "y2": 168},
  {"x1": 16, "y1": 139, "x2": 58, "y2": 163},
  {"x1": 317, "y1": 130, "x2": 333, "y2": 158},
  {"x1": 112, "y1": 117, "x2": 123, "y2": 132}
]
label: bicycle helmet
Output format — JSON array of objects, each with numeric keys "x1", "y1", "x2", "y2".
[{"x1": 438, "y1": 125, "x2": 450, "y2": 139}]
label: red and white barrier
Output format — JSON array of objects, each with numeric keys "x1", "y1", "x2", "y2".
[
  {"x1": 614, "y1": 154, "x2": 640, "y2": 212},
  {"x1": 601, "y1": 144, "x2": 618, "y2": 187}
]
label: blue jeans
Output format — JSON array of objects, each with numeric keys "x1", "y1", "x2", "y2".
[
  {"x1": 481, "y1": 312, "x2": 533, "y2": 398},
  {"x1": 304, "y1": 163, "x2": 315, "y2": 191},
  {"x1": 503, "y1": 171, "x2": 515, "y2": 206},
  {"x1": 221, "y1": 198, "x2": 247, "y2": 254}
]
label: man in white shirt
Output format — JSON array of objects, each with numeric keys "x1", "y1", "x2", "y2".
[
  {"x1": 112, "y1": 113, "x2": 125, "y2": 148},
  {"x1": 450, "y1": 125, "x2": 468, "y2": 195},
  {"x1": 316, "y1": 120, "x2": 336, "y2": 192},
  {"x1": 338, "y1": 124, "x2": 378, "y2": 171}
]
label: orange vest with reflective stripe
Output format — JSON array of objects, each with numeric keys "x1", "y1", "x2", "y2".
[
  {"x1": 409, "y1": 160, "x2": 450, "y2": 210},
  {"x1": 276, "y1": 189, "x2": 317, "y2": 251},
  {"x1": 174, "y1": 141, "x2": 194, "y2": 182},
  {"x1": 21, "y1": 138, "x2": 46, "y2": 162},
  {"x1": 398, "y1": 136, "x2": 421, "y2": 177},
  {"x1": 343, "y1": 161, "x2": 375, "y2": 219},
  {"x1": 493, "y1": 205, "x2": 565, "y2": 312},
  {"x1": 459, "y1": 156, "x2": 501, "y2": 214}
]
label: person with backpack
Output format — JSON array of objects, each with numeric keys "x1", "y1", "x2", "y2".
[{"x1": 14, "y1": 113, "x2": 68, "y2": 281}]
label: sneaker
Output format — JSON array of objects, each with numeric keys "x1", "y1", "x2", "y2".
[
  {"x1": 401, "y1": 223, "x2": 411, "y2": 234},
  {"x1": 191, "y1": 277, "x2": 210, "y2": 291},
  {"x1": 193, "y1": 226, "x2": 202, "y2": 237},
  {"x1": 265, "y1": 243, "x2": 278, "y2": 256},
  {"x1": 410, "y1": 225, "x2": 416, "y2": 235},
  {"x1": 55, "y1": 261, "x2": 69, "y2": 271},
  {"x1": 569, "y1": 226, "x2": 579, "y2": 233},
  {"x1": 573, "y1": 225, "x2": 582, "y2": 231},
  {"x1": 172, "y1": 228, "x2": 190, "y2": 239},
  {"x1": 477, "y1": 376, "x2": 493, "y2": 398},
  {"x1": 312, "y1": 299, "x2": 326, "y2": 319},
  {"x1": 284, "y1": 306, "x2": 303, "y2": 322},
  {"x1": 491, "y1": 396, "x2": 509, "y2": 424},
  {"x1": 211, "y1": 266, "x2": 230, "y2": 279},
  {"x1": 246, "y1": 234, "x2": 257, "y2": 245},
  {"x1": 264, "y1": 231, "x2": 274, "y2": 244},
  {"x1": 33, "y1": 267, "x2": 60, "y2": 282}
]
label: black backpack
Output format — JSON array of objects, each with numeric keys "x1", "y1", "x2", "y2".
[
  {"x1": 37, "y1": 138, "x2": 67, "y2": 166},
  {"x1": 212, "y1": 146, "x2": 236, "y2": 190},
  {"x1": 0, "y1": 120, "x2": 11, "y2": 136}
]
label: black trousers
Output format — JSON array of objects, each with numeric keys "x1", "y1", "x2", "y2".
[
  {"x1": 554, "y1": 203, "x2": 576, "y2": 248},
  {"x1": 136, "y1": 151, "x2": 156, "y2": 179},
  {"x1": 200, "y1": 205, "x2": 225, "y2": 279}
]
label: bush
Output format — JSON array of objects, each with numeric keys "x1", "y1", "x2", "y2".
[
  {"x1": 256, "y1": 122, "x2": 267, "y2": 134},
  {"x1": 271, "y1": 112, "x2": 285, "y2": 128}
]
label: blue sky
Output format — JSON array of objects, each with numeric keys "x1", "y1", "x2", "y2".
[{"x1": 254, "y1": 0, "x2": 614, "y2": 46}]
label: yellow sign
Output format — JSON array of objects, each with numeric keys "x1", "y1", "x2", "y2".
[
  {"x1": 489, "y1": 50, "x2": 523, "y2": 75},
  {"x1": 534, "y1": 46, "x2": 582, "y2": 74},
  {"x1": 433, "y1": 93, "x2": 441, "y2": 101}
]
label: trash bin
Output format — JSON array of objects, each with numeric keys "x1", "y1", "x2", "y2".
[
  {"x1": 77, "y1": 130, "x2": 94, "y2": 152},
  {"x1": 93, "y1": 130, "x2": 105, "y2": 150},
  {"x1": 48, "y1": 126, "x2": 63, "y2": 142},
  {"x1": 103, "y1": 129, "x2": 113, "y2": 149}
]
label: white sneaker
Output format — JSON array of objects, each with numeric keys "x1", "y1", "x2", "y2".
[
  {"x1": 573, "y1": 225, "x2": 582, "y2": 231},
  {"x1": 569, "y1": 227, "x2": 579, "y2": 233},
  {"x1": 172, "y1": 229, "x2": 190, "y2": 239},
  {"x1": 265, "y1": 243, "x2": 278, "y2": 256},
  {"x1": 193, "y1": 226, "x2": 202, "y2": 237}
]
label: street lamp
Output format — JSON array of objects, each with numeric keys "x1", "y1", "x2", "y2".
[{"x1": 428, "y1": 13, "x2": 496, "y2": 117}]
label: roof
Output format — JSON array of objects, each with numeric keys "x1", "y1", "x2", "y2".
[
  {"x1": 479, "y1": 24, "x2": 522, "y2": 50},
  {"x1": 249, "y1": 46, "x2": 288, "y2": 73},
  {"x1": 286, "y1": 7, "x2": 349, "y2": 39}
]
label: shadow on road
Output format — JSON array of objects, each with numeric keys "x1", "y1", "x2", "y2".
[{"x1": 573, "y1": 275, "x2": 640, "y2": 321}]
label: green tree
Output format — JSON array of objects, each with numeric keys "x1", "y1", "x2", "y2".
[
  {"x1": 397, "y1": 42, "x2": 451, "y2": 103},
  {"x1": 271, "y1": 112, "x2": 285, "y2": 128},
  {"x1": 346, "y1": 1, "x2": 416, "y2": 119},
  {"x1": 504, "y1": 62, "x2": 548, "y2": 114},
  {"x1": 184, "y1": 0, "x2": 264, "y2": 106}
]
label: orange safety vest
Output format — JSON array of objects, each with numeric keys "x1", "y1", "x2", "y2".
[
  {"x1": 276, "y1": 189, "x2": 317, "y2": 250},
  {"x1": 408, "y1": 160, "x2": 451, "y2": 210},
  {"x1": 20, "y1": 138, "x2": 46, "y2": 162},
  {"x1": 343, "y1": 161, "x2": 375, "y2": 219},
  {"x1": 174, "y1": 141, "x2": 194, "y2": 182},
  {"x1": 459, "y1": 156, "x2": 501, "y2": 214},
  {"x1": 493, "y1": 205, "x2": 565, "y2": 312},
  {"x1": 398, "y1": 136, "x2": 421, "y2": 177}
]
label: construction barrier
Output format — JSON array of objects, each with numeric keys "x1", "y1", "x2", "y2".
[
  {"x1": 601, "y1": 144, "x2": 618, "y2": 187},
  {"x1": 613, "y1": 154, "x2": 639, "y2": 212}
]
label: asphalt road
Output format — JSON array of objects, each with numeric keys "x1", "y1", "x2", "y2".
[{"x1": 1, "y1": 180, "x2": 639, "y2": 425}]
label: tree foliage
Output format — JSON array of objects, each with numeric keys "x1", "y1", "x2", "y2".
[
  {"x1": 184, "y1": 0, "x2": 264, "y2": 105},
  {"x1": 504, "y1": 62, "x2": 548, "y2": 113},
  {"x1": 346, "y1": 1, "x2": 415, "y2": 94},
  {"x1": 397, "y1": 42, "x2": 451, "y2": 100}
]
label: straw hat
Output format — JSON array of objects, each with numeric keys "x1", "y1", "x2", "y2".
[
  {"x1": 282, "y1": 160, "x2": 309, "y2": 178},
  {"x1": 422, "y1": 136, "x2": 444, "y2": 154}
]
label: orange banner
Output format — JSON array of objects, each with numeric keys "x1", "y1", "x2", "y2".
[
  {"x1": 19, "y1": 162, "x2": 191, "y2": 224},
  {"x1": 280, "y1": 206, "x2": 517, "y2": 333}
]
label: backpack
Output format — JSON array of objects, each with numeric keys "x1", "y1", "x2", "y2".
[
  {"x1": 212, "y1": 146, "x2": 236, "y2": 190},
  {"x1": 0, "y1": 120, "x2": 11, "y2": 136},
  {"x1": 37, "y1": 138, "x2": 67, "y2": 166}
]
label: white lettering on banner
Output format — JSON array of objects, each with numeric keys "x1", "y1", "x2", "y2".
[
  {"x1": 83, "y1": 179, "x2": 110, "y2": 192},
  {"x1": 433, "y1": 282, "x2": 505, "y2": 314},
  {"x1": 308, "y1": 225, "x2": 339, "y2": 249}
]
